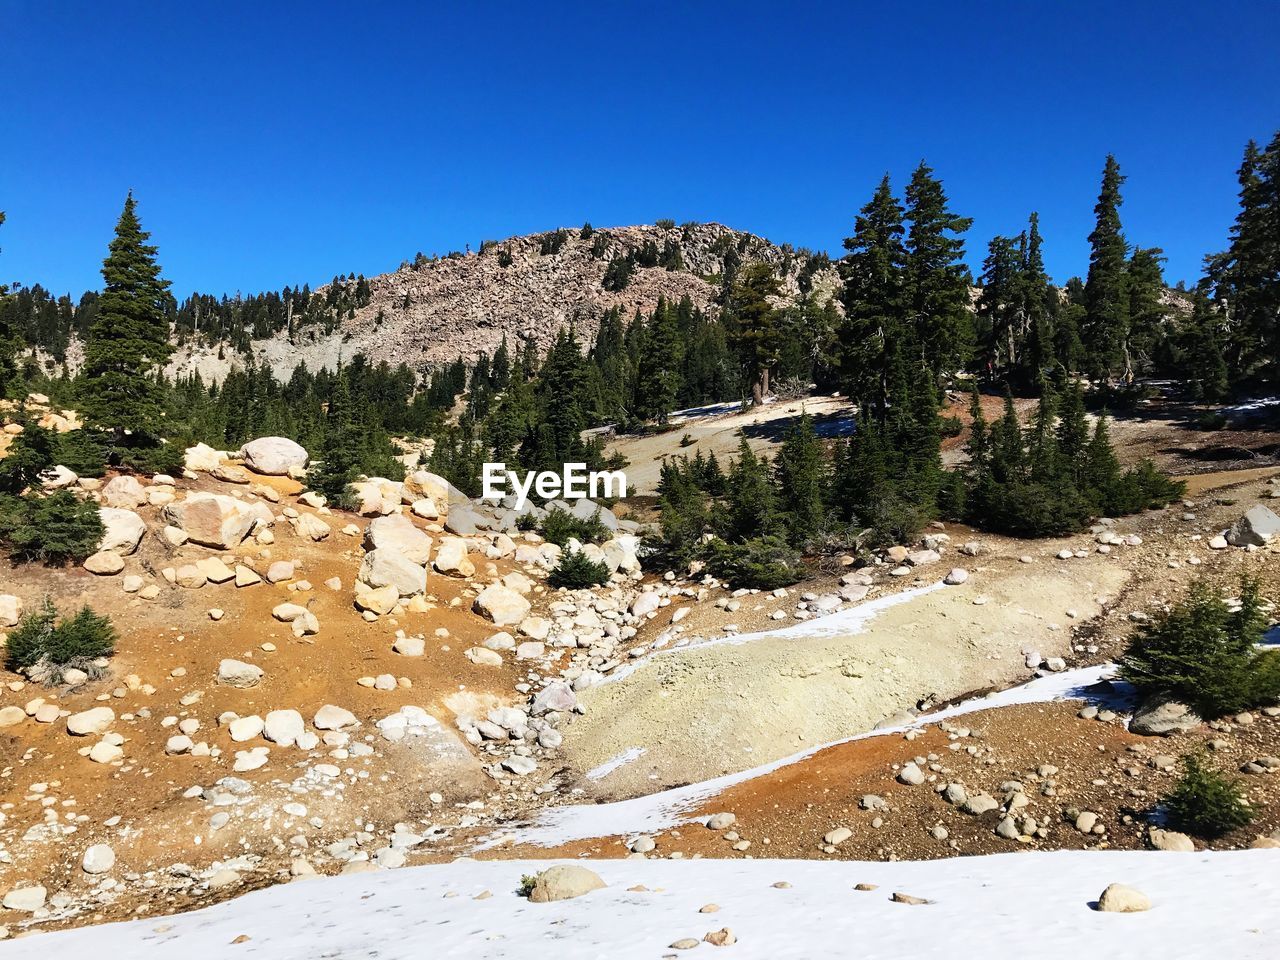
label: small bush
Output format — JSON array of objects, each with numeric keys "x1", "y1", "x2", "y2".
[
  {"x1": 0, "y1": 490, "x2": 105, "y2": 565},
  {"x1": 539, "y1": 507, "x2": 608, "y2": 547},
  {"x1": 5, "y1": 598, "x2": 117, "y2": 678},
  {"x1": 1195, "y1": 410, "x2": 1229, "y2": 432},
  {"x1": 53, "y1": 430, "x2": 109, "y2": 478},
  {"x1": 703, "y1": 534, "x2": 803, "y2": 589},
  {"x1": 517, "y1": 874, "x2": 538, "y2": 898},
  {"x1": 1119, "y1": 578, "x2": 1280, "y2": 718},
  {"x1": 549, "y1": 549, "x2": 612, "y2": 589},
  {"x1": 1165, "y1": 754, "x2": 1255, "y2": 838}
]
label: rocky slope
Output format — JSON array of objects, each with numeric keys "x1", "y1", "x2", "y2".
[{"x1": 166, "y1": 223, "x2": 841, "y2": 382}]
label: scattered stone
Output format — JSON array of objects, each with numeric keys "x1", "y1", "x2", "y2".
[
  {"x1": 526, "y1": 865, "x2": 606, "y2": 903},
  {"x1": 1096, "y1": 883, "x2": 1151, "y2": 913}
]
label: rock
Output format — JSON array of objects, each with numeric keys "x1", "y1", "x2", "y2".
[
  {"x1": 313, "y1": 705, "x2": 358, "y2": 730},
  {"x1": 82, "y1": 843, "x2": 116, "y2": 874},
  {"x1": 196, "y1": 557, "x2": 235, "y2": 583},
  {"x1": 824, "y1": 826, "x2": 852, "y2": 846},
  {"x1": 212, "y1": 462, "x2": 252, "y2": 484},
  {"x1": 89, "y1": 739, "x2": 123, "y2": 763},
  {"x1": 175, "y1": 563, "x2": 207, "y2": 588},
  {"x1": 704, "y1": 928, "x2": 737, "y2": 947},
  {"x1": 163, "y1": 493, "x2": 271, "y2": 549},
  {"x1": 84, "y1": 551, "x2": 125, "y2": 575},
  {"x1": 239, "y1": 437, "x2": 308, "y2": 476},
  {"x1": 444, "y1": 507, "x2": 483, "y2": 536},
  {"x1": 531, "y1": 681, "x2": 577, "y2": 716},
  {"x1": 350, "y1": 477, "x2": 404, "y2": 516},
  {"x1": 996, "y1": 816, "x2": 1020, "y2": 839},
  {"x1": 961, "y1": 793, "x2": 999, "y2": 815},
  {"x1": 465, "y1": 646, "x2": 503, "y2": 666},
  {"x1": 706, "y1": 813, "x2": 736, "y2": 830},
  {"x1": 897, "y1": 762, "x2": 926, "y2": 785},
  {"x1": 266, "y1": 560, "x2": 296, "y2": 583},
  {"x1": 355, "y1": 583, "x2": 400, "y2": 615},
  {"x1": 263, "y1": 709, "x2": 305, "y2": 746},
  {"x1": 433, "y1": 537, "x2": 475, "y2": 577},
  {"x1": 410, "y1": 497, "x2": 439, "y2": 519},
  {"x1": 218, "y1": 659, "x2": 264, "y2": 688},
  {"x1": 473, "y1": 583, "x2": 531, "y2": 626},
  {"x1": 890, "y1": 892, "x2": 932, "y2": 905},
  {"x1": 906, "y1": 549, "x2": 941, "y2": 566},
  {"x1": 1096, "y1": 883, "x2": 1151, "y2": 913},
  {"x1": 631, "y1": 591, "x2": 661, "y2": 617},
  {"x1": 1075, "y1": 811, "x2": 1099, "y2": 833},
  {"x1": 67, "y1": 706, "x2": 115, "y2": 736},
  {"x1": 0, "y1": 706, "x2": 27, "y2": 728},
  {"x1": 1208, "y1": 534, "x2": 1229, "y2": 550},
  {"x1": 1227, "y1": 505, "x2": 1280, "y2": 547},
  {"x1": 403, "y1": 470, "x2": 465, "y2": 508},
  {"x1": 294, "y1": 513, "x2": 331, "y2": 541},
  {"x1": 670, "y1": 940, "x2": 700, "y2": 951},
  {"x1": 98, "y1": 507, "x2": 146, "y2": 555},
  {"x1": 364, "y1": 514, "x2": 433, "y2": 565},
  {"x1": 2, "y1": 886, "x2": 46, "y2": 912},
  {"x1": 184, "y1": 442, "x2": 226, "y2": 472},
  {"x1": 502, "y1": 755, "x2": 537, "y2": 775},
  {"x1": 102, "y1": 474, "x2": 146, "y2": 509},
  {"x1": 0, "y1": 594, "x2": 22, "y2": 627},
  {"x1": 358, "y1": 548, "x2": 427, "y2": 597},
  {"x1": 393, "y1": 635, "x2": 425, "y2": 656},
  {"x1": 40, "y1": 464, "x2": 77, "y2": 489},
  {"x1": 1130, "y1": 697, "x2": 1201, "y2": 736},
  {"x1": 229, "y1": 715, "x2": 265, "y2": 742},
  {"x1": 943, "y1": 567, "x2": 968, "y2": 585},
  {"x1": 526, "y1": 864, "x2": 606, "y2": 903},
  {"x1": 1149, "y1": 828, "x2": 1195, "y2": 852},
  {"x1": 235, "y1": 564, "x2": 262, "y2": 587}
]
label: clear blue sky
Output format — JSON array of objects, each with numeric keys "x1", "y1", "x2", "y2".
[{"x1": 2, "y1": 0, "x2": 1277, "y2": 298}]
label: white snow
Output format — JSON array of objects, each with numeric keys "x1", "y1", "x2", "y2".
[
  {"x1": 586, "y1": 746, "x2": 647, "y2": 781},
  {"x1": 7, "y1": 852, "x2": 1276, "y2": 959},
  {"x1": 483, "y1": 663, "x2": 1129, "y2": 849}
]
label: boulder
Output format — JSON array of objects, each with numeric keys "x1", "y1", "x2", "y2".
[
  {"x1": 266, "y1": 560, "x2": 296, "y2": 584},
  {"x1": 531, "y1": 681, "x2": 577, "y2": 716},
  {"x1": 263, "y1": 709, "x2": 305, "y2": 746},
  {"x1": 444, "y1": 507, "x2": 483, "y2": 536},
  {"x1": 184, "y1": 442, "x2": 226, "y2": 472},
  {"x1": 433, "y1": 537, "x2": 475, "y2": 577},
  {"x1": 82, "y1": 843, "x2": 116, "y2": 874},
  {"x1": 1227, "y1": 505, "x2": 1280, "y2": 547},
  {"x1": 526, "y1": 864, "x2": 606, "y2": 903},
  {"x1": 293, "y1": 513, "x2": 331, "y2": 541},
  {"x1": 1149, "y1": 828, "x2": 1195, "y2": 852},
  {"x1": 67, "y1": 706, "x2": 115, "y2": 736},
  {"x1": 1130, "y1": 697, "x2": 1201, "y2": 737},
  {"x1": 1096, "y1": 883, "x2": 1151, "y2": 913},
  {"x1": 403, "y1": 470, "x2": 465, "y2": 507},
  {"x1": 83, "y1": 551, "x2": 125, "y2": 575},
  {"x1": 350, "y1": 478, "x2": 403, "y2": 516},
  {"x1": 101, "y1": 475, "x2": 146, "y2": 509},
  {"x1": 2, "y1": 886, "x2": 47, "y2": 912},
  {"x1": 570, "y1": 498, "x2": 619, "y2": 532},
  {"x1": 218, "y1": 659, "x2": 263, "y2": 688},
  {"x1": 473, "y1": 583, "x2": 531, "y2": 626},
  {"x1": 0, "y1": 594, "x2": 22, "y2": 627},
  {"x1": 355, "y1": 583, "x2": 400, "y2": 615},
  {"x1": 234, "y1": 564, "x2": 262, "y2": 587},
  {"x1": 98, "y1": 507, "x2": 146, "y2": 555},
  {"x1": 239, "y1": 437, "x2": 309, "y2": 476},
  {"x1": 313, "y1": 704, "x2": 358, "y2": 730},
  {"x1": 163, "y1": 493, "x2": 271, "y2": 549},
  {"x1": 358, "y1": 548, "x2": 427, "y2": 597},
  {"x1": 364, "y1": 514, "x2": 433, "y2": 565}
]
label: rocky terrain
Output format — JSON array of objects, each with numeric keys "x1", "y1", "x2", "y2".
[
  {"x1": 162, "y1": 223, "x2": 841, "y2": 382},
  {"x1": 2, "y1": 393, "x2": 1280, "y2": 948}
]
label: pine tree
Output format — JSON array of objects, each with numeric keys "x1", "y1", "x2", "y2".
[
  {"x1": 773, "y1": 412, "x2": 826, "y2": 543},
  {"x1": 634, "y1": 298, "x2": 684, "y2": 424},
  {"x1": 723, "y1": 438, "x2": 779, "y2": 541},
  {"x1": 312, "y1": 374, "x2": 362, "y2": 504},
  {"x1": 840, "y1": 176, "x2": 908, "y2": 413},
  {"x1": 1125, "y1": 246, "x2": 1168, "y2": 377},
  {"x1": 1055, "y1": 379, "x2": 1090, "y2": 478},
  {"x1": 725, "y1": 263, "x2": 783, "y2": 405},
  {"x1": 81, "y1": 193, "x2": 173, "y2": 441},
  {"x1": 1205, "y1": 131, "x2": 1280, "y2": 382},
  {"x1": 0, "y1": 210, "x2": 14, "y2": 397},
  {"x1": 1082, "y1": 156, "x2": 1130, "y2": 382},
  {"x1": 904, "y1": 162, "x2": 974, "y2": 382},
  {"x1": 1182, "y1": 290, "x2": 1230, "y2": 402}
]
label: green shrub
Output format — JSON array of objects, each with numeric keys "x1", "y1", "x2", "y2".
[
  {"x1": 116, "y1": 439, "x2": 183, "y2": 476},
  {"x1": 538, "y1": 507, "x2": 608, "y2": 547},
  {"x1": 1120, "y1": 578, "x2": 1280, "y2": 718},
  {"x1": 1103, "y1": 460, "x2": 1187, "y2": 515},
  {"x1": 549, "y1": 549, "x2": 612, "y2": 589},
  {"x1": 703, "y1": 534, "x2": 803, "y2": 589},
  {"x1": 52, "y1": 430, "x2": 108, "y2": 478},
  {"x1": 0, "y1": 490, "x2": 105, "y2": 565},
  {"x1": 5, "y1": 598, "x2": 117, "y2": 678},
  {"x1": 1165, "y1": 754, "x2": 1255, "y2": 838}
]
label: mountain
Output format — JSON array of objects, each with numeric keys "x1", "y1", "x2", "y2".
[{"x1": 166, "y1": 222, "x2": 840, "y2": 382}]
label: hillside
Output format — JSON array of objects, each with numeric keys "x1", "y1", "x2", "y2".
[{"x1": 164, "y1": 223, "x2": 840, "y2": 383}]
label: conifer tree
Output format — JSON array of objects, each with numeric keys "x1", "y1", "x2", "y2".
[
  {"x1": 723, "y1": 438, "x2": 778, "y2": 541},
  {"x1": 312, "y1": 373, "x2": 362, "y2": 504},
  {"x1": 81, "y1": 193, "x2": 173, "y2": 441},
  {"x1": 1182, "y1": 290, "x2": 1230, "y2": 402},
  {"x1": 773, "y1": 412, "x2": 826, "y2": 542},
  {"x1": 1205, "y1": 131, "x2": 1280, "y2": 381},
  {"x1": 903, "y1": 162, "x2": 974, "y2": 381},
  {"x1": 840, "y1": 176, "x2": 908, "y2": 413},
  {"x1": 1055, "y1": 379, "x2": 1090, "y2": 478},
  {"x1": 634, "y1": 298, "x2": 684, "y2": 423},
  {"x1": 0, "y1": 211, "x2": 13, "y2": 396},
  {"x1": 725, "y1": 263, "x2": 783, "y2": 405},
  {"x1": 1125, "y1": 246, "x2": 1168, "y2": 377},
  {"x1": 1083, "y1": 156, "x2": 1130, "y2": 382}
]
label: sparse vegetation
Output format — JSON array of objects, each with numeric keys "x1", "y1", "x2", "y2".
[
  {"x1": 1120, "y1": 578, "x2": 1280, "y2": 718},
  {"x1": 538, "y1": 507, "x2": 608, "y2": 547},
  {"x1": 548, "y1": 548, "x2": 612, "y2": 589},
  {"x1": 5, "y1": 597, "x2": 117, "y2": 680},
  {"x1": 1164, "y1": 753, "x2": 1256, "y2": 838},
  {"x1": 0, "y1": 490, "x2": 104, "y2": 565}
]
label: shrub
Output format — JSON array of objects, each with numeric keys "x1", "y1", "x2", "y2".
[
  {"x1": 1103, "y1": 460, "x2": 1187, "y2": 515},
  {"x1": 52, "y1": 429, "x2": 108, "y2": 478},
  {"x1": 703, "y1": 534, "x2": 803, "y2": 589},
  {"x1": 539, "y1": 507, "x2": 608, "y2": 547},
  {"x1": 5, "y1": 598, "x2": 117, "y2": 678},
  {"x1": 116, "y1": 439, "x2": 183, "y2": 476},
  {"x1": 1164, "y1": 754, "x2": 1255, "y2": 838},
  {"x1": 1119, "y1": 578, "x2": 1280, "y2": 718},
  {"x1": 0, "y1": 421, "x2": 57, "y2": 493},
  {"x1": 549, "y1": 549, "x2": 612, "y2": 589},
  {"x1": 0, "y1": 490, "x2": 104, "y2": 565}
]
